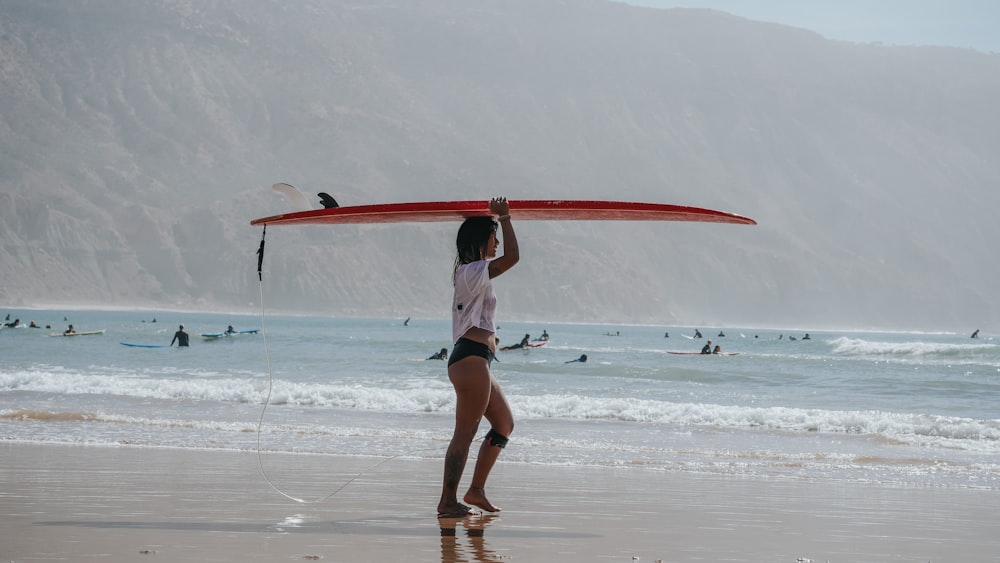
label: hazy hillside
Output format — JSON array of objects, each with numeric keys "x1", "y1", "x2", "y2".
[{"x1": 1, "y1": 0, "x2": 998, "y2": 331}]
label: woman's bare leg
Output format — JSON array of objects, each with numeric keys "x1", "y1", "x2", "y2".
[
  {"x1": 437, "y1": 356, "x2": 492, "y2": 517},
  {"x1": 464, "y1": 376, "x2": 513, "y2": 512}
]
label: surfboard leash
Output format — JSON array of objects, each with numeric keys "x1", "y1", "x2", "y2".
[
  {"x1": 254, "y1": 225, "x2": 396, "y2": 504},
  {"x1": 256, "y1": 224, "x2": 266, "y2": 281}
]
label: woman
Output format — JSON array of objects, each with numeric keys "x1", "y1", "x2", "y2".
[{"x1": 437, "y1": 197, "x2": 519, "y2": 518}]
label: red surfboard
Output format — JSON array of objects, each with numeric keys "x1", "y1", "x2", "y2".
[{"x1": 250, "y1": 200, "x2": 756, "y2": 226}]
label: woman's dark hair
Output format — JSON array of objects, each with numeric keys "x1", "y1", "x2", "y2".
[{"x1": 454, "y1": 216, "x2": 498, "y2": 276}]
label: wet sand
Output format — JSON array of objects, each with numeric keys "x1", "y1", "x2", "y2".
[{"x1": 2, "y1": 442, "x2": 996, "y2": 562}]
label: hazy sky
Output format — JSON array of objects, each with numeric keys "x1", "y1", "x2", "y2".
[{"x1": 623, "y1": 0, "x2": 999, "y2": 53}]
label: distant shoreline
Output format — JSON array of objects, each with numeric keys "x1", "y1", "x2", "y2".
[{"x1": 0, "y1": 303, "x2": 971, "y2": 336}]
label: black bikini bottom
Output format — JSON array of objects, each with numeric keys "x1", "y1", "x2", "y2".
[{"x1": 448, "y1": 337, "x2": 495, "y2": 367}]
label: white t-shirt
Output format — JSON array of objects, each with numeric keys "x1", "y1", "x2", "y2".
[{"x1": 452, "y1": 260, "x2": 497, "y2": 344}]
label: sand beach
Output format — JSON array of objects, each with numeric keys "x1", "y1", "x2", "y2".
[{"x1": 2, "y1": 442, "x2": 996, "y2": 562}]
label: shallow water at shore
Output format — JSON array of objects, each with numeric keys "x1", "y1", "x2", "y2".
[{"x1": 2, "y1": 308, "x2": 998, "y2": 489}]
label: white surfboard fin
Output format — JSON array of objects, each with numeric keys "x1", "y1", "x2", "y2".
[{"x1": 271, "y1": 183, "x2": 314, "y2": 211}]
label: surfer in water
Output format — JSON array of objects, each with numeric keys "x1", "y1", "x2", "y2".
[
  {"x1": 438, "y1": 197, "x2": 519, "y2": 518},
  {"x1": 700, "y1": 340, "x2": 713, "y2": 354},
  {"x1": 170, "y1": 325, "x2": 189, "y2": 347},
  {"x1": 499, "y1": 333, "x2": 530, "y2": 351}
]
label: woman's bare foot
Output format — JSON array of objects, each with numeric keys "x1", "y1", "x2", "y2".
[
  {"x1": 437, "y1": 502, "x2": 478, "y2": 518},
  {"x1": 463, "y1": 486, "x2": 501, "y2": 512}
]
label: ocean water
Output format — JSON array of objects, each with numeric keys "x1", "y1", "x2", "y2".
[{"x1": 1, "y1": 308, "x2": 998, "y2": 490}]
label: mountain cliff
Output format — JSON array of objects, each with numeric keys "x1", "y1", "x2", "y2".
[{"x1": 2, "y1": 0, "x2": 998, "y2": 330}]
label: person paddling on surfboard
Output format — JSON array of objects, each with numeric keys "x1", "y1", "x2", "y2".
[
  {"x1": 438, "y1": 197, "x2": 519, "y2": 518},
  {"x1": 499, "y1": 333, "x2": 530, "y2": 351}
]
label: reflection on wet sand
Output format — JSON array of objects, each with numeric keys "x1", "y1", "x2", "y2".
[{"x1": 439, "y1": 514, "x2": 500, "y2": 563}]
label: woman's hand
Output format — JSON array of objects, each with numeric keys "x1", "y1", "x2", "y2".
[
  {"x1": 489, "y1": 197, "x2": 510, "y2": 217},
  {"x1": 487, "y1": 196, "x2": 518, "y2": 277}
]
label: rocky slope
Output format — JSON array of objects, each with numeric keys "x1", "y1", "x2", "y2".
[{"x1": 1, "y1": 0, "x2": 998, "y2": 330}]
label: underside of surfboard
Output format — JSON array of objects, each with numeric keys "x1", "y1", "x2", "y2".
[{"x1": 250, "y1": 200, "x2": 756, "y2": 226}]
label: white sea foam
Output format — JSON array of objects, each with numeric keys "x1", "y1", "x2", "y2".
[
  {"x1": 829, "y1": 336, "x2": 1000, "y2": 362},
  {"x1": 3, "y1": 368, "x2": 996, "y2": 454}
]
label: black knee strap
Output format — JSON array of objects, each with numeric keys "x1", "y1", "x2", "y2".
[{"x1": 484, "y1": 428, "x2": 509, "y2": 449}]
